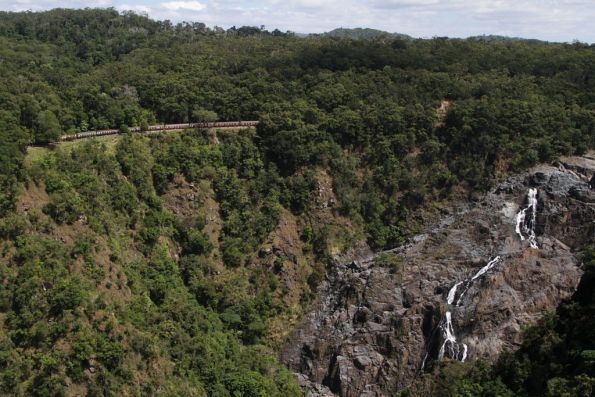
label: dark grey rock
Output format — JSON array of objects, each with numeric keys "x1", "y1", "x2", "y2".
[{"x1": 281, "y1": 155, "x2": 595, "y2": 397}]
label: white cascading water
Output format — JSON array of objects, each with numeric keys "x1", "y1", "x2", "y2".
[
  {"x1": 515, "y1": 188, "x2": 538, "y2": 249},
  {"x1": 437, "y1": 256, "x2": 501, "y2": 362},
  {"x1": 455, "y1": 256, "x2": 501, "y2": 306},
  {"x1": 423, "y1": 189, "x2": 540, "y2": 370},
  {"x1": 447, "y1": 281, "x2": 463, "y2": 305},
  {"x1": 438, "y1": 311, "x2": 466, "y2": 361}
]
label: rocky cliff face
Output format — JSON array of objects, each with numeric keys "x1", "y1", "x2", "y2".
[{"x1": 280, "y1": 154, "x2": 595, "y2": 397}]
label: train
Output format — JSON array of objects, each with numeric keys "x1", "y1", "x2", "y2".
[{"x1": 59, "y1": 120, "x2": 259, "y2": 142}]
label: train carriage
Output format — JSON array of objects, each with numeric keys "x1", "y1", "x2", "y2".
[{"x1": 58, "y1": 121, "x2": 259, "y2": 142}]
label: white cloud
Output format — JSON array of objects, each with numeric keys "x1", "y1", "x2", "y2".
[
  {"x1": 161, "y1": 1, "x2": 206, "y2": 11},
  {"x1": 118, "y1": 3, "x2": 152, "y2": 14},
  {"x1": 0, "y1": 0, "x2": 593, "y2": 42},
  {"x1": 371, "y1": 0, "x2": 441, "y2": 9}
]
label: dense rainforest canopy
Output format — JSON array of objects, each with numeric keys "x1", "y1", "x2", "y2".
[{"x1": 0, "y1": 8, "x2": 593, "y2": 397}]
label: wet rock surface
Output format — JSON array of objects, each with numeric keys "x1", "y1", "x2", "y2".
[{"x1": 280, "y1": 155, "x2": 595, "y2": 397}]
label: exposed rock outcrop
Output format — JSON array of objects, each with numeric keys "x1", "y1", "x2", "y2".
[{"x1": 281, "y1": 155, "x2": 595, "y2": 397}]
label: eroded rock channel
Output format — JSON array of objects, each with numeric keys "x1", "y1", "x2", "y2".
[{"x1": 281, "y1": 155, "x2": 595, "y2": 397}]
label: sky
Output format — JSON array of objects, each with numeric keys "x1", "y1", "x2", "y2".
[{"x1": 1, "y1": 0, "x2": 594, "y2": 43}]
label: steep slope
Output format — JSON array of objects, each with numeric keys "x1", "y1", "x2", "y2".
[
  {"x1": 0, "y1": 134, "x2": 312, "y2": 396},
  {"x1": 281, "y1": 154, "x2": 595, "y2": 396},
  {"x1": 1, "y1": 10, "x2": 594, "y2": 396}
]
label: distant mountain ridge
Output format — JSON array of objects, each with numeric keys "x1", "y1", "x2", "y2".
[
  {"x1": 467, "y1": 34, "x2": 549, "y2": 44},
  {"x1": 313, "y1": 29, "x2": 549, "y2": 43},
  {"x1": 321, "y1": 27, "x2": 412, "y2": 40}
]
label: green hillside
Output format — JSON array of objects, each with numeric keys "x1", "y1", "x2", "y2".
[{"x1": 0, "y1": 8, "x2": 593, "y2": 396}]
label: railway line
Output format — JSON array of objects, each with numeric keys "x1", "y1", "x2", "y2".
[{"x1": 58, "y1": 120, "x2": 259, "y2": 142}]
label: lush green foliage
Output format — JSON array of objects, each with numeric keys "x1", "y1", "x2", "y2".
[
  {"x1": 1, "y1": 135, "x2": 300, "y2": 396},
  {"x1": 0, "y1": 8, "x2": 594, "y2": 396},
  {"x1": 1, "y1": 9, "x2": 593, "y2": 247}
]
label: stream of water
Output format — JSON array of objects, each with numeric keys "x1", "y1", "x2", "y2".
[
  {"x1": 424, "y1": 188, "x2": 539, "y2": 369},
  {"x1": 515, "y1": 188, "x2": 538, "y2": 249},
  {"x1": 437, "y1": 256, "x2": 501, "y2": 362}
]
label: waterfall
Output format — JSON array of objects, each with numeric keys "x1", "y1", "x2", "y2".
[
  {"x1": 447, "y1": 281, "x2": 463, "y2": 305},
  {"x1": 422, "y1": 189, "x2": 540, "y2": 370},
  {"x1": 515, "y1": 188, "x2": 538, "y2": 249},
  {"x1": 455, "y1": 256, "x2": 501, "y2": 306},
  {"x1": 470, "y1": 256, "x2": 502, "y2": 281},
  {"x1": 436, "y1": 281, "x2": 467, "y2": 362},
  {"x1": 435, "y1": 256, "x2": 502, "y2": 364},
  {"x1": 438, "y1": 311, "x2": 466, "y2": 361}
]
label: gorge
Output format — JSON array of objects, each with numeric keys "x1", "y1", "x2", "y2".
[
  {"x1": 434, "y1": 186, "x2": 541, "y2": 366},
  {"x1": 281, "y1": 154, "x2": 595, "y2": 397},
  {"x1": 1, "y1": 10, "x2": 594, "y2": 395}
]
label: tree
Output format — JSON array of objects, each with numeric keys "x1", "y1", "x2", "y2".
[
  {"x1": 0, "y1": 111, "x2": 28, "y2": 215},
  {"x1": 34, "y1": 110, "x2": 61, "y2": 144},
  {"x1": 191, "y1": 107, "x2": 218, "y2": 123},
  {"x1": 140, "y1": 119, "x2": 149, "y2": 132}
]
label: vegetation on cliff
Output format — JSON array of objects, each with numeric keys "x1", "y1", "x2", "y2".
[
  {"x1": 402, "y1": 247, "x2": 595, "y2": 397},
  {"x1": 0, "y1": 8, "x2": 593, "y2": 396}
]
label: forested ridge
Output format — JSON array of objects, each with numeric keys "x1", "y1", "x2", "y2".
[{"x1": 0, "y1": 8, "x2": 593, "y2": 396}]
